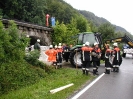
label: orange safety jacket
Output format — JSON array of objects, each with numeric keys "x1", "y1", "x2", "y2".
[
  {"x1": 93, "y1": 47, "x2": 101, "y2": 53},
  {"x1": 45, "y1": 49, "x2": 57, "y2": 62},
  {"x1": 81, "y1": 46, "x2": 93, "y2": 61},
  {"x1": 106, "y1": 48, "x2": 112, "y2": 53},
  {"x1": 112, "y1": 47, "x2": 120, "y2": 61},
  {"x1": 113, "y1": 47, "x2": 120, "y2": 53},
  {"x1": 57, "y1": 48, "x2": 63, "y2": 53},
  {"x1": 81, "y1": 46, "x2": 93, "y2": 52},
  {"x1": 105, "y1": 48, "x2": 112, "y2": 58}
]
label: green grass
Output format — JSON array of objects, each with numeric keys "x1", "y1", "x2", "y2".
[
  {"x1": 0, "y1": 68, "x2": 94, "y2": 99},
  {"x1": 100, "y1": 60, "x2": 105, "y2": 64}
]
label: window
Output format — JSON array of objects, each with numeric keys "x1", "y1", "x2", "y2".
[{"x1": 83, "y1": 33, "x2": 97, "y2": 46}]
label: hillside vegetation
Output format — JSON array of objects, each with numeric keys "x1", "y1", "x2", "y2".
[
  {"x1": 3, "y1": 1, "x2": 133, "y2": 42},
  {"x1": 0, "y1": 20, "x2": 50, "y2": 94},
  {"x1": 79, "y1": 10, "x2": 128, "y2": 33}
]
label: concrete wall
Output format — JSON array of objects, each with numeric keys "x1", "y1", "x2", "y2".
[{"x1": 2, "y1": 19, "x2": 53, "y2": 45}]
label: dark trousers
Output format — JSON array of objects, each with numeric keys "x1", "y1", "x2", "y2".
[
  {"x1": 63, "y1": 52, "x2": 70, "y2": 62},
  {"x1": 82, "y1": 61, "x2": 91, "y2": 69},
  {"x1": 93, "y1": 61, "x2": 100, "y2": 67},
  {"x1": 105, "y1": 59, "x2": 111, "y2": 68},
  {"x1": 57, "y1": 59, "x2": 62, "y2": 64},
  {"x1": 96, "y1": 60, "x2": 100, "y2": 66}
]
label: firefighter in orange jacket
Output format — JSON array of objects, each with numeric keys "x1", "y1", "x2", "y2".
[
  {"x1": 53, "y1": 45, "x2": 58, "y2": 67},
  {"x1": 45, "y1": 45, "x2": 57, "y2": 64},
  {"x1": 92, "y1": 42, "x2": 101, "y2": 75},
  {"x1": 112, "y1": 43, "x2": 122, "y2": 72},
  {"x1": 104, "y1": 44, "x2": 112, "y2": 74},
  {"x1": 81, "y1": 42, "x2": 93, "y2": 75},
  {"x1": 56, "y1": 45, "x2": 63, "y2": 68}
]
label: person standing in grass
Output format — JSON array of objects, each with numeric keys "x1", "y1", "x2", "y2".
[
  {"x1": 56, "y1": 45, "x2": 63, "y2": 68},
  {"x1": 34, "y1": 39, "x2": 41, "y2": 51},
  {"x1": 45, "y1": 45, "x2": 57, "y2": 66}
]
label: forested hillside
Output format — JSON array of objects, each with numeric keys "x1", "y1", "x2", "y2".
[
  {"x1": 0, "y1": 0, "x2": 80, "y2": 25},
  {"x1": 0, "y1": 0, "x2": 132, "y2": 41},
  {"x1": 79, "y1": 10, "x2": 128, "y2": 33}
]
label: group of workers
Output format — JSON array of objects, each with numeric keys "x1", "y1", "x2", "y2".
[
  {"x1": 33, "y1": 39, "x2": 122, "y2": 75},
  {"x1": 104, "y1": 43, "x2": 122, "y2": 73},
  {"x1": 80, "y1": 41, "x2": 122, "y2": 75},
  {"x1": 45, "y1": 43, "x2": 70, "y2": 69}
]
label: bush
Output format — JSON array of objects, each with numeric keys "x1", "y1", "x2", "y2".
[
  {"x1": 0, "y1": 20, "x2": 29, "y2": 64},
  {"x1": 0, "y1": 21, "x2": 48, "y2": 95},
  {"x1": 45, "y1": 65, "x2": 56, "y2": 74},
  {"x1": 0, "y1": 60, "x2": 47, "y2": 95},
  {"x1": 25, "y1": 50, "x2": 46, "y2": 69}
]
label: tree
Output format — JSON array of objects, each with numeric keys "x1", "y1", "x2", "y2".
[
  {"x1": 0, "y1": 0, "x2": 47, "y2": 25},
  {"x1": 66, "y1": 18, "x2": 79, "y2": 44},
  {"x1": 76, "y1": 15, "x2": 88, "y2": 32},
  {"x1": 0, "y1": 20, "x2": 29, "y2": 65},
  {"x1": 88, "y1": 20, "x2": 98, "y2": 32},
  {"x1": 52, "y1": 21, "x2": 67, "y2": 45},
  {"x1": 98, "y1": 22, "x2": 115, "y2": 42},
  {"x1": 52, "y1": 18, "x2": 79, "y2": 45}
]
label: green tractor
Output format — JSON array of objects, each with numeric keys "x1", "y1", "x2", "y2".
[{"x1": 69, "y1": 32, "x2": 103, "y2": 67}]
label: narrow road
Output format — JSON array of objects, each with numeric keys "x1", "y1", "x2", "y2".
[{"x1": 71, "y1": 54, "x2": 133, "y2": 99}]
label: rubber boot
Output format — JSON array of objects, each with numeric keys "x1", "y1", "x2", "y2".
[
  {"x1": 113, "y1": 66, "x2": 116, "y2": 72},
  {"x1": 96, "y1": 66, "x2": 99, "y2": 72},
  {"x1": 107, "y1": 68, "x2": 110, "y2": 74},
  {"x1": 55, "y1": 66, "x2": 58, "y2": 69},
  {"x1": 82, "y1": 70, "x2": 85, "y2": 74},
  {"x1": 86, "y1": 70, "x2": 89, "y2": 75},
  {"x1": 105, "y1": 67, "x2": 111, "y2": 74},
  {"x1": 93, "y1": 68, "x2": 97, "y2": 75},
  {"x1": 116, "y1": 66, "x2": 119, "y2": 72},
  {"x1": 60, "y1": 65, "x2": 62, "y2": 68},
  {"x1": 105, "y1": 68, "x2": 108, "y2": 74}
]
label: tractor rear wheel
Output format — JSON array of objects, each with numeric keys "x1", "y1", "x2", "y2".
[{"x1": 70, "y1": 51, "x2": 82, "y2": 68}]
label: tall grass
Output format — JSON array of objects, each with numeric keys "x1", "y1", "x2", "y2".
[{"x1": 0, "y1": 68, "x2": 94, "y2": 99}]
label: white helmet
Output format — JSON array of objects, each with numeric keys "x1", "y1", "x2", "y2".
[
  {"x1": 49, "y1": 45, "x2": 53, "y2": 48},
  {"x1": 55, "y1": 45, "x2": 57, "y2": 48},
  {"x1": 113, "y1": 43, "x2": 118, "y2": 46},
  {"x1": 58, "y1": 45, "x2": 62, "y2": 48},
  {"x1": 37, "y1": 39, "x2": 40, "y2": 42},
  {"x1": 59, "y1": 43, "x2": 62, "y2": 46},
  {"x1": 85, "y1": 42, "x2": 90, "y2": 46},
  {"x1": 94, "y1": 42, "x2": 98, "y2": 46}
]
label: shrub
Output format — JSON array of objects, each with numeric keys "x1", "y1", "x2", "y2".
[
  {"x1": 45, "y1": 65, "x2": 56, "y2": 74},
  {"x1": 25, "y1": 50, "x2": 46, "y2": 69},
  {"x1": 0, "y1": 21, "x2": 48, "y2": 95},
  {"x1": 0, "y1": 20, "x2": 29, "y2": 64},
  {"x1": 0, "y1": 60, "x2": 47, "y2": 95}
]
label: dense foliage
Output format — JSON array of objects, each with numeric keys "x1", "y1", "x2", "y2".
[
  {"x1": 1, "y1": 0, "x2": 132, "y2": 41},
  {"x1": 0, "y1": 21, "x2": 47, "y2": 94},
  {"x1": 79, "y1": 10, "x2": 133, "y2": 38},
  {"x1": 98, "y1": 22, "x2": 115, "y2": 42},
  {"x1": 0, "y1": 0, "x2": 47, "y2": 25},
  {"x1": 0, "y1": 21, "x2": 28, "y2": 64}
]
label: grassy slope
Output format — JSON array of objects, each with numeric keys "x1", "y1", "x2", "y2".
[{"x1": 0, "y1": 68, "x2": 94, "y2": 99}]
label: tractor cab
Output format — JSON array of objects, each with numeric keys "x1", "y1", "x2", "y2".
[
  {"x1": 69, "y1": 32, "x2": 102, "y2": 67},
  {"x1": 71, "y1": 32, "x2": 102, "y2": 50}
]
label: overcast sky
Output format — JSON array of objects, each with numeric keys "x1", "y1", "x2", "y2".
[{"x1": 64, "y1": 0, "x2": 133, "y2": 34}]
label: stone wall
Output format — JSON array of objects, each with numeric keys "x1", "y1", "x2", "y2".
[{"x1": 2, "y1": 19, "x2": 53, "y2": 45}]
